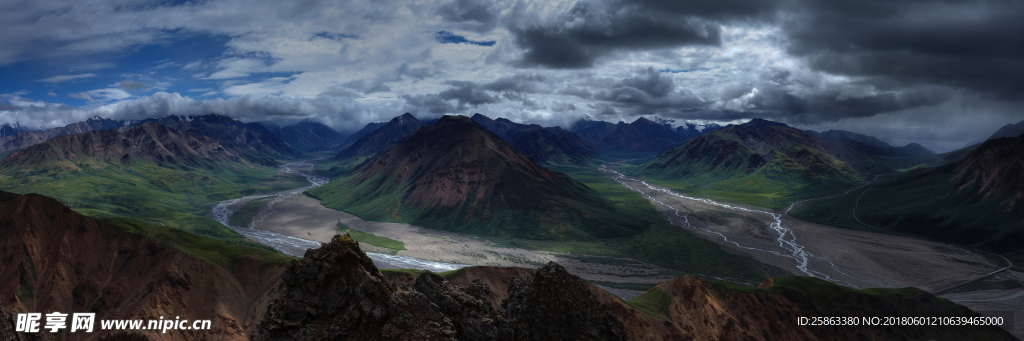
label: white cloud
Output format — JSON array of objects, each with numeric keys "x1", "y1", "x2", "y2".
[
  {"x1": 70, "y1": 88, "x2": 132, "y2": 102},
  {"x1": 37, "y1": 73, "x2": 96, "y2": 83}
]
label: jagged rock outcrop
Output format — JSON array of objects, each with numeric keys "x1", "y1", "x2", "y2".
[
  {"x1": 502, "y1": 263, "x2": 628, "y2": 340},
  {"x1": 254, "y1": 235, "x2": 659, "y2": 341},
  {"x1": 254, "y1": 235, "x2": 459, "y2": 340}
]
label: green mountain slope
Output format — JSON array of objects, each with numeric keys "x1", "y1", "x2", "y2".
[
  {"x1": 641, "y1": 119, "x2": 862, "y2": 209},
  {"x1": 817, "y1": 130, "x2": 940, "y2": 174},
  {"x1": 791, "y1": 136, "x2": 1024, "y2": 252},
  {"x1": 0, "y1": 123, "x2": 307, "y2": 239}
]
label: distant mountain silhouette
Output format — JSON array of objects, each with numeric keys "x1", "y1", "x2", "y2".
[
  {"x1": 335, "y1": 113, "x2": 423, "y2": 160},
  {"x1": 0, "y1": 116, "x2": 123, "y2": 154},
  {"x1": 471, "y1": 114, "x2": 595, "y2": 164},
  {"x1": 2, "y1": 122, "x2": 245, "y2": 169},
  {"x1": 265, "y1": 120, "x2": 346, "y2": 152},
  {"x1": 943, "y1": 119, "x2": 1024, "y2": 162},
  {"x1": 817, "y1": 130, "x2": 939, "y2": 174},
  {"x1": 570, "y1": 117, "x2": 721, "y2": 155},
  {"x1": 140, "y1": 114, "x2": 298, "y2": 163}
]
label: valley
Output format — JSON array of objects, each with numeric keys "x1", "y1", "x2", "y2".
[
  {"x1": 604, "y1": 164, "x2": 1024, "y2": 337},
  {"x1": 213, "y1": 156, "x2": 1024, "y2": 337},
  {"x1": 216, "y1": 159, "x2": 689, "y2": 295},
  {"x1": 6, "y1": 3, "x2": 1024, "y2": 338}
]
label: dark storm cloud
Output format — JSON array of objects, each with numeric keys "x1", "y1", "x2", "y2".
[
  {"x1": 618, "y1": 68, "x2": 673, "y2": 98},
  {"x1": 510, "y1": 0, "x2": 782, "y2": 68},
  {"x1": 482, "y1": 74, "x2": 546, "y2": 94},
  {"x1": 736, "y1": 86, "x2": 949, "y2": 124},
  {"x1": 399, "y1": 75, "x2": 549, "y2": 114},
  {"x1": 782, "y1": 0, "x2": 1024, "y2": 99},
  {"x1": 439, "y1": 81, "x2": 499, "y2": 108},
  {"x1": 715, "y1": 68, "x2": 951, "y2": 123},
  {"x1": 589, "y1": 68, "x2": 706, "y2": 115},
  {"x1": 402, "y1": 94, "x2": 457, "y2": 115},
  {"x1": 436, "y1": 0, "x2": 500, "y2": 33}
]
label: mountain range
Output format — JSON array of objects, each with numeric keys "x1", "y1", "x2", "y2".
[
  {"x1": 138, "y1": 114, "x2": 300, "y2": 164},
  {"x1": 0, "y1": 114, "x2": 344, "y2": 163},
  {"x1": 0, "y1": 123, "x2": 26, "y2": 137},
  {"x1": 1, "y1": 192, "x2": 1013, "y2": 340},
  {"x1": 263, "y1": 120, "x2": 347, "y2": 153},
  {"x1": 639, "y1": 119, "x2": 942, "y2": 209},
  {"x1": 2, "y1": 122, "x2": 245, "y2": 169},
  {"x1": 0, "y1": 115, "x2": 311, "y2": 239},
  {"x1": 0, "y1": 116, "x2": 123, "y2": 155},
  {"x1": 471, "y1": 114, "x2": 595, "y2": 164},
  {"x1": 571, "y1": 117, "x2": 722, "y2": 156}
]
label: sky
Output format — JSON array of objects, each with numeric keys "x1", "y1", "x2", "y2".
[{"x1": 1, "y1": 0, "x2": 1022, "y2": 152}]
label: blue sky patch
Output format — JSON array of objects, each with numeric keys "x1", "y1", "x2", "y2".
[{"x1": 434, "y1": 31, "x2": 495, "y2": 47}]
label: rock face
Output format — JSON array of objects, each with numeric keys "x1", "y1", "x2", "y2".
[
  {"x1": 0, "y1": 192, "x2": 284, "y2": 341},
  {"x1": 254, "y1": 235, "x2": 457, "y2": 340},
  {"x1": 502, "y1": 263, "x2": 628, "y2": 341}
]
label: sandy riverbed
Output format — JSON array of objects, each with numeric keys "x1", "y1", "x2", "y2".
[{"x1": 249, "y1": 193, "x2": 675, "y2": 289}]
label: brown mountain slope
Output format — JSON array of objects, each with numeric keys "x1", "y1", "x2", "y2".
[
  {"x1": 311, "y1": 115, "x2": 633, "y2": 240},
  {"x1": 953, "y1": 136, "x2": 1024, "y2": 209},
  {"x1": 0, "y1": 192, "x2": 285, "y2": 341},
  {"x1": 1, "y1": 122, "x2": 244, "y2": 169},
  {"x1": 0, "y1": 116, "x2": 123, "y2": 154},
  {"x1": 356, "y1": 115, "x2": 575, "y2": 209}
]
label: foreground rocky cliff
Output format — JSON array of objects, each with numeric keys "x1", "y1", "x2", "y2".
[
  {"x1": 256, "y1": 235, "x2": 1016, "y2": 341},
  {"x1": 0, "y1": 192, "x2": 285, "y2": 340}
]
